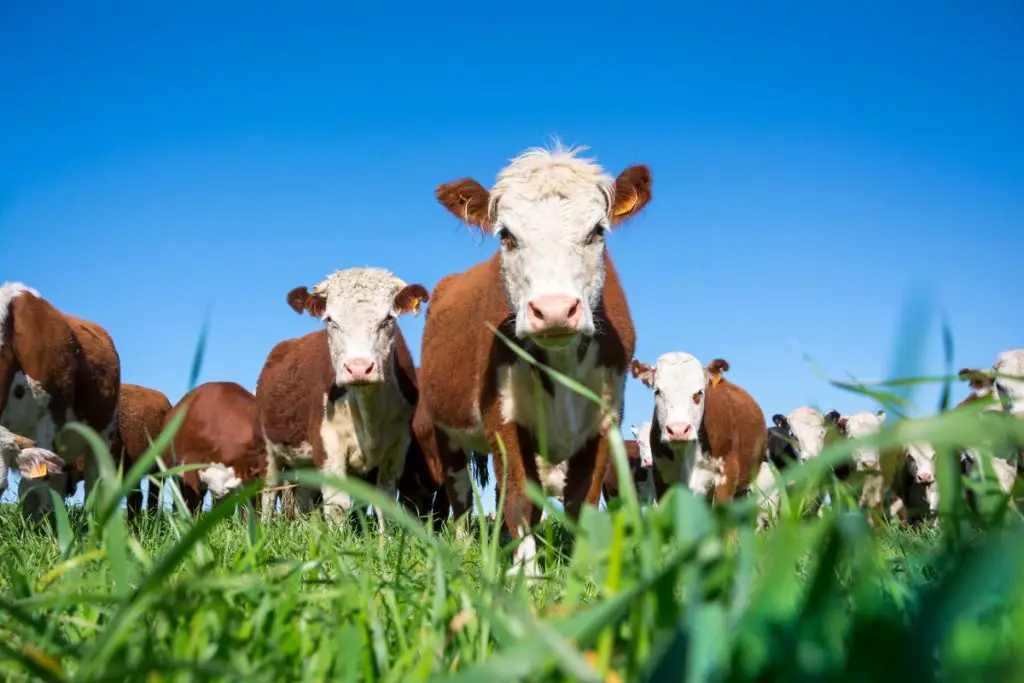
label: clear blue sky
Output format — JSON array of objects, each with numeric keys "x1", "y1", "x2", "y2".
[{"x1": 2, "y1": 2, "x2": 1022, "y2": 510}]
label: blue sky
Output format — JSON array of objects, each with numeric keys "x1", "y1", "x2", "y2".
[{"x1": 2, "y1": 2, "x2": 1022, "y2": 510}]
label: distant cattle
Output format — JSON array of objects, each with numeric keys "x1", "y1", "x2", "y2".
[
  {"x1": 420, "y1": 143, "x2": 650, "y2": 577},
  {"x1": 111, "y1": 383, "x2": 172, "y2": 517},
  {"x1": 601, "y1": 422, "x2": 655, "y2": 506},
  {"x1": 630, "y1": 356, "x2": 766, "y2": 504},
  {"x1": 162, "y1": 381, "x2": 264, "y2": 514},
  {"x1": 0, "y1": 283, "x2": 121, "y2": 505},
  {"x1": 752, "y1": 413, "x2": 803, "y2": 527},
  {"x1": 255, "y1": 268, "x2": 427, "y2": 529},
  {"x1": 824, "y1": 409, "x2": 901, "y2": 512},
  {"x1": 889, "y1": 440, "x2": 939, "y2": 524}
]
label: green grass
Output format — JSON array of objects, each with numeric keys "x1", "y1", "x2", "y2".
[{"x1": 2, "y1": 313, "x2": 1024, "y2": 681}]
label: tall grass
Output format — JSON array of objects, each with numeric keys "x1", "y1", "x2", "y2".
[{"x1": 1, "y1": 313, "x2": 1023, "y2": 682}]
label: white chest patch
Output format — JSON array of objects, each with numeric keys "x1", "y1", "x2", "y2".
[
  {"x1": 319, "y1": 385, "x2": 412, "y2": 479},
  {"x1": 498, "y1": 343, "x2": 618, "y2": 464},
  {"x1": 200, "y1": 463, "x2": 243, "y2": 499},
  {"x1": 655, "y1": 442, "x2": 723, "y2": 499}
]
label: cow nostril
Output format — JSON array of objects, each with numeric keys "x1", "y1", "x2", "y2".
[
  {"x1": 528, "y1": 302, "x2": 544, "y2": 322},
  {"x1": 567, "y1": 300, "x2": 579, "y2": 320}
]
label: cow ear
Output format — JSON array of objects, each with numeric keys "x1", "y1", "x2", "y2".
[
  {"x1": 630, "y1": 359, "x2": 655, "y2": 388},
  {"x1": 394, "y1": 284, "x2": 430, "y2": 316},
  {"x1": 436, "y1": 178, "x2": 493, "y2": 231},
  {"x1": 287, "y1": 287, "x2": 326, "y2": 318},
  {"x1": 772, "y1": 414, "x2": 788, "y2": 429},
  {"x1": 629, "y1": 424, "x2": 641, "y2": 439},
  {"x1": 876, "y1": 409, "x2": 886, "y2": 422},
  {"x1": 610, "y1": 165, "x2": 653, "y2": 226}
]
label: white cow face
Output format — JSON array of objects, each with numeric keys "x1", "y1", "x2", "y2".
[
  {"x1": 993, "y1": 349, "x2": 1024, "y2": 415},
  {"x1": 837, "y1": 410, "x2": 886, "y2": 471},
  {"x1": 631, "y1": 353, "x2": 708, "y2": 451},
  {"x1": 434, "y1": 144, "x2": 652, "y2": 351},
  {"x1": 629, "y1": 421, "x2": 654, "y2": 468},
  {"x1": 785, "y1": 406, "x2": 828, "y2": 460},
  {"x1": 905, "y1": 442, "x2": 939, "y2": 512},
  {"x1": 287, "y1": 268, "x2": 428, "y2": 389}
]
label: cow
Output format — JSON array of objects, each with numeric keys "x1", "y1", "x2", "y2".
[
  {"x1": 629, "y1": 356, "x2": 766, "y2": 506},
  {"x1": 888, "y1": 440, "x2": 939, "y2": 525},
  {"x1": 752, "y1": 413, "x2": 803, "y2": 528},
  {"x1": 822, "y1": 409, "x2": 904, "y2": 517},
  {"x1": 255, "y1": 268, "x2": 428, "y2": 529},
  {"x1": 601, "y1": 422, "x2": 655, "y2": 506},
  {"x1": 159, "y1": 381, "x2": 265, "y2": 514},
  {"x1": 0, "y1": 282, "x2": 121, "y2": 508},
  {"x1": 110, "y1": 383, "x2": 172, "y2": 518},
  {"x1": 420, "y1": 143, "x2": 651, "y2": 577}
]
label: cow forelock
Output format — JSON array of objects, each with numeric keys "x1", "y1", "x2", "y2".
[
  {"x1": 649, "y1": 352, "x2": 707, "y2": 448},
  {"x1": 313, "y1": 268, "x2": 407, "y2": 388},
  {"x1": 993, "y1": 349, "x2": 1024, "y2": 414},
  {"x1": 842, "y1": 410, "x2": 885, "y2": 470},
  {"x1": 489, "y1": 147, "x2": 615, "y2": 347},
  {"x1": 786, "y1": 407, "x2": 827, "y2": 460}
]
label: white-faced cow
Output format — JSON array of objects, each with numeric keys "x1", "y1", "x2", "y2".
[
  {"x1": 163, "y1": 381, "x2": 265, "y2": 514},
  {"x1": 420, "y1": 143, "x2": 650, "y2": 577},
  {"x1": 955, "y1": 360, "x2": 1021, "y2": 502},
  {"x1": 0, "y1": 283, "x2": 121, "y2": 505},
  {"x1": 255, "y1": 268, "x2": 427, "y2": 528},
  {"x1": 630, "y1": 355, "x2": 766, "y2": 504},
  {"x1": 601, "y1": 422, "x2": 655, "y2": 506},
  {"x1": 825, "y1": 409, "x2": 904, "y2": 512},
  {"x1": 889, "y1": 440, "x2": 939, "y2": 524}
]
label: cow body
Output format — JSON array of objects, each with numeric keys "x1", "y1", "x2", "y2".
[
  {"x1": 0, "y1": 283, "x2": 121, "y2": 503},
  {"x1": 631, "y1": 356, "x2": 766, "y2": 504},
  {"x1": 422, "y1": 144, "x2": 651, "y2": 576},
  {"x1": 109, "y1": 383, "x2": 172, "y2": 517},
  {"x1": 256, "y1": 268, "x2": 426, "y2": 527},
  {"x1": 162, "y1": 381, "x2": 264, "y2": 513}
]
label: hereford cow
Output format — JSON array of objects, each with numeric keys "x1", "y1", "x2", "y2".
[
  {"x1": 955, "y1": 360, "x2": 1022, "y2": 503},
  {"x1": 824, "y1": 409, "x2": 903, "y2": 514},
  {"x1": 630, "y1": 356, "x2": 766, "y2": 505},
  {"x1": 888, "y1": 440, "x2": 939, "y2": 524},
  {"x1": 420, "y1": 143, "x2": 650, "y2": 577},
  {"x1": 0, "y1": 283, "x2": 121, "y2": 506},
  {"x1": 111, "y1": 383, "x2": 172, "y2": 517},
  {"x1": 255, "y1": 268, "x2": 427, "y2": 528},
  {"x1": 159, "y1": 381, "x2": 265, "y2": 514},
  {"x1": 601, "y1": 422, "x2": 655, "y2": 506}
]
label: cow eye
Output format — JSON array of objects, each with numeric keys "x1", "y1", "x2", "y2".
[
  {"x1": 585, "y1": 224, "x2": 605, "y2": 246},
  {"x1": 498, "y1": 227, "x2": 518, "y2": 251},
  {"x1": 692, "y1": 390, "x2": 703, "y2": 404}
]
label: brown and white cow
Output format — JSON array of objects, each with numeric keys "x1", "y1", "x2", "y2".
[
  {"x1": 0, "y1": 283, "x2": 121, "y2": 505},
  {"x1": 630, "y1": 356, "x2": 766, "y2": 504},
  {"x1": 420, "y1": 143, "x2": 650, "y2": 577},
  {"x1": 110, "y1": 383, "x2": 172, "y2": 517},
  {"x1": 601, "y1": 422, "x2": 655, "y2": 506},
  {"x1": 162, "y1": 381, "x2": 265, "y2": 514},
  {"x1": 255, "y1": 268, "x2": 427, "y2": 528}
]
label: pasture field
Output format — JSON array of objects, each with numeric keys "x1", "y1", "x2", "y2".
[{"x1": 2, "y1": 332, "x2": 1024, "y2": 683}]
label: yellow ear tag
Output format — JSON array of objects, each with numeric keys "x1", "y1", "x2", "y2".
[
  {"x1": 26, "y1": 461, "x2": 47, "y2": 479},
  {"x1": 612, "y1": 192, "x2": 638, "y2": 217},
  {"x1": 710, "y1": 374, "x2": 723, "y2": 388},
  {"x1": 409, "y1": 297, "x2": 421, "y2": 315}
]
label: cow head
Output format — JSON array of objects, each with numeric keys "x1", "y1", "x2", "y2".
[
  {"x1": 905, "y1": 442, "x2": 939, "y2": 513},
  {"x1": 784, "y1": 407, "x2": 828, "y2": 460},
  {"x1": 768, "y1": 414, "x2": 799, "y2": 465},
  {"x1": 993, "y1": 349, "x2": 1024, "y2": 415},
  {"x1": 629, "y1": 421, "x2": 654, "y2": 468},
  {"x1": 834, "y1": 410, "x2": 886, "y2": 471},
  {"x1": 287, "y1": 268, "x2": 428, "y2": 389},
  {"x1": 631, "y1": 352, "x2": 707, "y2": 451},
  {"x1": 435, "y1": 143, "x2": 651, "y2": 350}
]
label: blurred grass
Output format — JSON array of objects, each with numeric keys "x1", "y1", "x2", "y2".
[{"x1": 0, "y1": 304, "x2": 1023, "y2": 681}]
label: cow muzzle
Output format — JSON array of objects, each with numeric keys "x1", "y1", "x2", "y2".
[
  {"x1": 664, "y1": 422, "x2": 696, "y2": 443},
  {"x1": 340, "y1": 358, "x2": 380, "y2": 386},
  {"x1": 526, "y1": 295, "x2": 584, "y2": 347}
]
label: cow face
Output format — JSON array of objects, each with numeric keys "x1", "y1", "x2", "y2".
[
  {"x1": 435, "y1": 145, "x2": 651, "y2": 350},
  {"x1": 905, "y1": 442, "x2": 939, "y2": 513},
  {"x1": 836, "y1": 410, "x2": 886, "y2": 471},
  {"x1": 993, "y1": 349, "x2": 1024, "y2": 415},
  {"x1": 629, "y1": 421, "x2": 654, "y2": 468},
  {"x1": 287, "y1": 268, "x2": 428, "y2": 389},
  {"x1": 631, "y1": 353, "x2": 707, "y2": 451},
  {"x1": 784, "y1": 407, "x2": 828, "y2": 460}
]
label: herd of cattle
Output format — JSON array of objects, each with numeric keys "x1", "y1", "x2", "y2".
[{"x1": 1, "y1": 144, "x2": 1021, "y2": 576}]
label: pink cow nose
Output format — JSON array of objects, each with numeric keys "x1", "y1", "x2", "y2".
[
  {"x1": 343, "y1": 359, "x2": 376, "y2": 383},
  {"x1": 526, "y1": 295, "x2": 583, "y2": 334},
  {"x1": 917, "y1": 471, "x2": 934, "y2": 484},
  {"x1": 664, "y1": 422, "x2": 695, "y2": 442}
]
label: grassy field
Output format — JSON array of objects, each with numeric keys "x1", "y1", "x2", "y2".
[{"x1": 2, "y1": 331, "x2": 1024, "y2": 682}]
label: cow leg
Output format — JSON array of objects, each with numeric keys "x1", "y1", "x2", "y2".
[
  {"x1": 319, "y1": 456, "x2": 354, "y2": 526},
  {"x1": 562, "y1": 433, "x2": 608, "y2": 520},
  {"x1": 261, "y1": 455, "x2": 280, "y2": 523},
  {"x1": 373, "y1": 446, "x2": 407, "y2": 537},
  {"x1": 713, "y1": 455, "x2": 741, "y2": 503},
  {"x1": 487, "y1": 421, "x2": 543, "y2": 579},
  {"x1": 435, "y1": 429, "x2": 473, "y2": 539}
]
